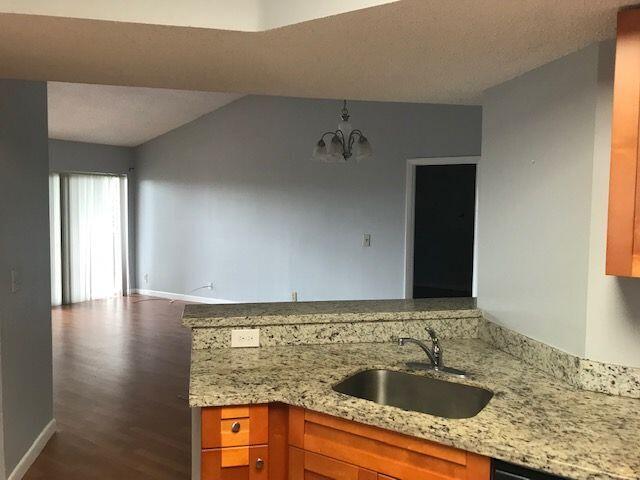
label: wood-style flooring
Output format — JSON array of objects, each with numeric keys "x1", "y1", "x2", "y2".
[{"x1": 25, "y1": 295, "x2": 192, "y2": 480}]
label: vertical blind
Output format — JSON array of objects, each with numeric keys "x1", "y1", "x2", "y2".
[{"x1": 50, "y1": 173, "x2": 129, "y2": 306}]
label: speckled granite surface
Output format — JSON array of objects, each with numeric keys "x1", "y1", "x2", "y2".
[
  {"x1": 479, "y1": 320, "x2": 582, "y2": 384},
  {"x1": 182, "y1": 298, "x2": 479, "y2": 328},
  {"x1": 190, "y1": 339, "x2": 640, "y2": 480},
  {"x1": 481, "y1": 320, "x2": 640, "y2": 399},
  {"x1": 184, "y1": 298, "x2": 640, "y2": 398},
  {"x1": 191, "y1": 317, "x2": 481, "y2": 349}
]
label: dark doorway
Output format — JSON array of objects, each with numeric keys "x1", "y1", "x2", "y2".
[{"x1": 412, "y1": 164, "x2": 476, "y2": 298}]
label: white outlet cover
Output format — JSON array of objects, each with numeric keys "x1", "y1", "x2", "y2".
[{"x1": 231, "y1": 329, "x2": 260, "y2": 348}]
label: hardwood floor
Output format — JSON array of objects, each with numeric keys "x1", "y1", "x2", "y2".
[{"x1": 25, "y1": 295, "x2": 192, "y2": 480}]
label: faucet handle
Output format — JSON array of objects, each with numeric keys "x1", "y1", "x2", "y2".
[
  {"x1": 426, "y1": 328, "x2": 439, "y2": 344},
  {"x1": 427, "y1": 328, "x2": 442, "y2": 367}
]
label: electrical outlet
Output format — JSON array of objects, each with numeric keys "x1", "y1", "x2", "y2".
[
  {"x1": 291, "y1": 291, "x2": 298, "y2": 302},
  {"x1": 144, "y1": 273, "x2": 149, "y2": 284},
  {"x1": 206, "y1": 282, "x2": 214, "y2": 290},
  {"x1": 231, "y1": 329, "x2": 260, "y2": 348},
  {"x1": 363, "y1": 233, "x2": 371, "y2": 247}
]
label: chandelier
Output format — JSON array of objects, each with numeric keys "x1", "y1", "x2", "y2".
[{"x1": 312, "y1": 100, "x2": 372, "y2": 163}]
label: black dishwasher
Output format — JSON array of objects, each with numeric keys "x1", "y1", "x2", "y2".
[{"x1": 493, "y1": 460, "x2": 567, "y2": 480}]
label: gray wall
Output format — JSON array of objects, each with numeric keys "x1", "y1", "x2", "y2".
[
  {"x1": 49, "y1": 139, "x2": 134, "y2": 174},
  {"x1": 584, "y1": 41, "x2": 640, "y2": 367},
  {"x1": 478, "y1": 45, "x2": 600, "y2": 357},
  {"x1": 49, "y1": 139, "x2": 137, "y2": 290},
  {"x1": 135, "y1": 96, "x2": 482, "y2": 302},
  {"x1": 478, "y1": 41, "x2": 640, "y2": 367},
  {"x1": 0, "y1": 80, "x2": 53, "y2": 474}
]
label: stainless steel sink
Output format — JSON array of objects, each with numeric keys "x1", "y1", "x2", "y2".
[{"x1": 332, "y1": 369, "x2": 493, "y2": 419}]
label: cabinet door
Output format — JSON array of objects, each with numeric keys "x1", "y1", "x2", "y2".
[
  {"x1": 608, "y1": 8, "x2": 640, "y2": 276},
  {"x1": 202, "y1": 445, "x2": 268, "y2": 480},
  {"x1": 290, "y1": 408, "x2": 490, "y2": 480},
  {"x1": 289, "y1": 447, "x2": 376, "y2": 480}
]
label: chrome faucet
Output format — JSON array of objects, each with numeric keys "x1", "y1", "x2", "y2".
[
  {"x1": 398, "y1": 328, "x2": 442, "y2": 368},
  {"x1": 398, "y1": 328, "x2": 465, "y2": 377}
]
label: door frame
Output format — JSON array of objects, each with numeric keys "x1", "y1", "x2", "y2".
[{"x1": 403, "y1": 156, "x2": 480, "y2": 299}]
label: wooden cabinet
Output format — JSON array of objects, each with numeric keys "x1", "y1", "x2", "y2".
[
  {"x1": 200, "y1": 404, "x2": 489, "y2": 480},
  {"x1": 288, "y1": 407, "x2": 489, "y2": 480},
  {"x1": 202, "y1": 446, "x2": 269, "y2": 479},
  {"x1": 202, "y1": 405, "x2": 269, "y2": 449},
  {"x1": 289, "y1": 447, "x2": 379, "y2": 480},
  {"x1": 201, "y1": 405, "x2": 270, "y2": 480},
  {"x1": 608, "y1": 8, "x2": 640, "y2": 276}
]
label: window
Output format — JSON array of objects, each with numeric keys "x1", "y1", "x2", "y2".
[{"x1": 50, "y1": 173, "x2": 129, "y2": 305}]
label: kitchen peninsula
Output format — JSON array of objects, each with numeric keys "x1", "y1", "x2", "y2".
[{"x1": 184, "y1": 299, "x2": 640, "y2": 480}]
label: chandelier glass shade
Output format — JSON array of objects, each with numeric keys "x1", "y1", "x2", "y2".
[{"x1": 312, "y1": 100, "x2": 372, "y2": 163}]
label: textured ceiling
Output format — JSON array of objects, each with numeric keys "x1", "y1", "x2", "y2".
[
  {"x1": 0, "y1": 0, "x2": 636, "y2": 104},
  {"x1": 48, "y1": 82, "x2": 242, "y2": 146}
]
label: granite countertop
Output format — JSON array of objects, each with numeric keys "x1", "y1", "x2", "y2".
[
  {"x1": 182, "y1": 298, "x2": 479, "y2": 328},
  {"x1": 190, "y1": 339, "x2": 640, "y2": 480}
]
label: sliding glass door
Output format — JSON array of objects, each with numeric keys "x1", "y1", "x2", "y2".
[{"x1": 50, "y1": 173, "x2": 129, "y2": 305}]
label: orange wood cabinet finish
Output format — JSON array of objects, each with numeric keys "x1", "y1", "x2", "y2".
[
  {"x1": 201, "y1": 404, "x2": 490, "y2": 480},
  {"x1": 202, "y1": 445, "x2": 269, "y2": 479},
  {"x1": 289, "y1": 447, "x2": 379, "y2": 480},
  {"x1": 607, "y1": 8, "x2": 640, "y2": 276},
  {"x1": 202, "y1": 404, "x2": 273, "y2": 480},
  {"x1": 288, "y1": 407, "x2": 490, "y2": 480},
  {"x1": 202, "y1": 405, "x2": 269, "y2": 449}
]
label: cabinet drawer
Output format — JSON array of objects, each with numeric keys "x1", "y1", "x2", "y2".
[
  {"x1": 202, "y1": 405, "x2": 269, "y2": 449},
  {"x1": 202, "y1": 445, "x2": 268, "y2": 480}
]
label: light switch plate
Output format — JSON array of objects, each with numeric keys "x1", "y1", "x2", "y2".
[
  {"x1": 231, "y1": 329, "x2": 260, "y2": 348},
  {"x1": 10, "y1": 269, "x2": 19, "y2": 294},
  {"x1": 363, "y1": 234, "x2": 371, "y2": 247}
]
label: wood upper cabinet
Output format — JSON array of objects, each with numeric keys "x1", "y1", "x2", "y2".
[{"x1": 608, "y1": 8, "x2": 640, "y2": 276}]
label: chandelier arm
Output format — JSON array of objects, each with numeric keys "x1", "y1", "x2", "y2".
[
  {"x1": 335, "y1": 130, "x2": 348, "y2": 155},
  {"x1": 348, "y1": 130, "x2": 364, "y2": 151},
  {"x1": 319, "y1": 131, "x2": 339, "y2": 141}
]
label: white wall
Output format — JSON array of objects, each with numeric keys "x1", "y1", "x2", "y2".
[
  {"x1": 259, "y1": 1, "x2": 397, "y2": 29},
  {"x1": 584, "y1": 41, "x2": 640, "y2": 367},
  {"x1": 0, "y1": 0, "x2": 395, "y2": 31},
  {"x1": 0, "y1": 80, "x2": 53, "y2": 474},
  {"x1": 0, "y1": 0, "x2": 263, "y2": 30},
  {"x1": 478, "y1": 45, "x2": 600, "y2": 357},
  {"x1": 49, "y1": 139, "x2": 137, "y2": 291},
  {"x1": 135, "y1": 95, "x2": 482, "y2": 302}
]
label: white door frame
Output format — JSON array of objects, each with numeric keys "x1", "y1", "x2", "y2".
[{"x1": 403, "y1": 156, "x2": 480, "y2": 299}]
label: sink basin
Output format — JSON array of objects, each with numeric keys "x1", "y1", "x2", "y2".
[{"x1": 332, "y1": 369, "x2": 493, "y2": 419}]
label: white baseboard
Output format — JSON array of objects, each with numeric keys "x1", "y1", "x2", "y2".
[
  {"x1": 8, "y1": 419, "x2": 56, "y2": 480},
  {"x1": 133, "y1": 289, "x2": 235, "y2": 304}
]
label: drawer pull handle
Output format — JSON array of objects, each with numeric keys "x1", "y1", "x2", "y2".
[
  {"x1": 255, "y1": 458, "x2": 264, "y2": 470},
  {"x1": 231, "y1": 422, "x2": 241, "y2": 433}
]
